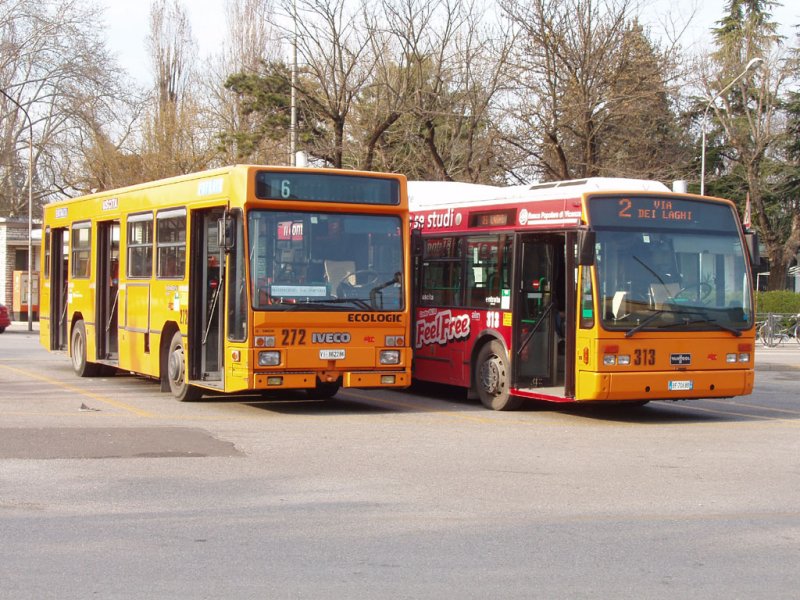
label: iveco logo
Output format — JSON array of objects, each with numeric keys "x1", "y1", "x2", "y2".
[
  {"x1": 312, "y1": 332, "x2": 351, "y2": 344},
  {"x1": 670, "y1": 353, "x2": 692, "y2": 366}
]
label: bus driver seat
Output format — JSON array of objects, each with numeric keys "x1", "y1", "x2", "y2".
[{"x1": 324, "y1": 260, "x2": 355, "y2": 296}]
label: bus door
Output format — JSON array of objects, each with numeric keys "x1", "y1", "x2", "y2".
[
  {"x1": 189, "y1": 208, "x2": 225, "y2": 388},
  {"x1": 96, "y1": 220, "x2": 120, "y2": 361},
  {"x1": 514, "y1": 235, "x2": 565, "y2": 392},
  {"x1": 50, "y1": 228, "x2": 70, "y2": 351}
]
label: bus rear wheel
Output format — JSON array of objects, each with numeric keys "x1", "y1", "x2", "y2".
[
  {"x1": 71, "y1": 320, "x2": 100, "y2": 377},
  {"x1": 167, "y1": 331, "x2": 202, "y2": 401},
  {"x1": 475, "y1": 340, "x2": 521, "y2": 411}
]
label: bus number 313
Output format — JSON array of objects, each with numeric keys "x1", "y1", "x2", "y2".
[{"x1": 634, "y1": 348, "x2": 656, "y2": 366}]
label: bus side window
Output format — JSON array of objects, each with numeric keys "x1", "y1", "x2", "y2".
[{"x1": 580, "y1": 267, "x2": 595, "y2": 328}]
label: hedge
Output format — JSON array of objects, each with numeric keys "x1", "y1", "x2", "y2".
[{"x1": 755, "y1": 291, "x2": 800, "y2": 315}]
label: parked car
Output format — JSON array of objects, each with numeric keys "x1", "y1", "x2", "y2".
[{"x1": 0, "y1": 303, "x2": 10, "y2": 333}]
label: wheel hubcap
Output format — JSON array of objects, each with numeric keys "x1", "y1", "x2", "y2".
[
  {"x1": 168, "y1": 348, "x2": 184, "y2": 383},
  {"x1": 480, "y1": 357, "x2": 501, "y2": 395},
  {"x1": 72, "y1": 335, "x2": 83, "y2": 367}
]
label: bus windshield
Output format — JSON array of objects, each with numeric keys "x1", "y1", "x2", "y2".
[
  {"x1": 594, "y1": 228, "x2": 753, "y2": 335},
  {"x1": 248, "y1": 210, "x2": 404, "y2": 311}
]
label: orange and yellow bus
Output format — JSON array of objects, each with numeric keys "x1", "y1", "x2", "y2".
[
  {"x1": 40, "y1": 165, "x2": 411, "y2": 400},
  {"x1": 408, "y1": 178, "x2": 758, "y2": 410}
]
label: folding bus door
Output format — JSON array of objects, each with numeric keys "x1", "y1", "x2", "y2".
[
  {"x1": 514, "y1": 234, "x2": 567, "y2": 394},
  {"x1": 49, "y1": 228, "x2": 70, "y2": 351},
  {"x1": 96, "y1": 220, "x2": 120, "y2": 362},
  {"x1": 188, "y1": 208, "x2": 225, "y2": 388}
]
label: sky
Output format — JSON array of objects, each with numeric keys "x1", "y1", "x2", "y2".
[{"x1": 99, "y1": 0, "x2": 800, "y2": 85}]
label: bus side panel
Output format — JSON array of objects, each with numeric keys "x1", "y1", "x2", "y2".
[
  {"x1": 121, "y1": 282, "x2": 153, "y2": 376},
  {"x1": 69, "y1": 278, "x2": 97, "y2": 359},
  {"x1": 414, "y1": 307, "x2": 473, "y2": 386},
  {"x1": 39, "y1": 277, "x2": 51, "y2": 349}
]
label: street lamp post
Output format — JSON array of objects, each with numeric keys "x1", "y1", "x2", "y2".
[
  {"x1": 0, "y1": 88, "x2": 34, "y2": 332},
  {"x1": 700, "y1": 57, "x2": 764, "y2": 196},
  {"x1": 289, "y1": 0, "x2": 297, "y2": 166}
]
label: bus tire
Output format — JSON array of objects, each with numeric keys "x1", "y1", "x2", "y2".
[
  {"x1": 475, "y1": 340, "x2": 520, "y2": 411},
  {"x1": 71, "y1": 320, "x2": 100, "y2": 377},
  {"x1": 167, "y1": 331, "x2": 202, "y2": 401}
]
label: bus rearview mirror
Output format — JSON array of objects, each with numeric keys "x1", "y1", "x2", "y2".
[
  {"x1": 577, "y1": 230, "x2": 595, "y2": 266},
  {"x1": 218, "y1": 214, "x2": 234, "y2": 250},
  {"x1": 745, "y1": 232, "x2": 760, "y2": 267}
]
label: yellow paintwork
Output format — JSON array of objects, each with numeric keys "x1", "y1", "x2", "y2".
[
  {"x1": 573, "y1": 262, "x2": 756, "y2": 402},
  {"x1": 40, "y1": 165, "x2": 412, "y2": 394}
]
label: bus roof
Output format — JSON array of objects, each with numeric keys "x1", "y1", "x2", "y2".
[
  {"x1": 43, "y1": 165, "x2": 407, "y2": 211},
  {"x1": 408, "y1": 177, "x2": 671, "y2": 211}
]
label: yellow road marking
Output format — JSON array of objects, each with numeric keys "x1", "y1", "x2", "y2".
[{"x1": 0, "y1": 364, "x2": 155, "y2": 418}]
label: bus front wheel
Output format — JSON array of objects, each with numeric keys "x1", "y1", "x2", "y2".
[
  {"x1": 71, "y1": 320, "x2": 100, "y2": 377},
  {"x1": 475, "y1": 340, "x2": 520, "y2": 411},
  {"x1": 167, "y1": 331, "x2": 202, "y2": 401}
]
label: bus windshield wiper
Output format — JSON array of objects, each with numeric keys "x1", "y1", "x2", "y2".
[
  {"x1": 657, "y1": 317, "x2": 742, "y2": 336},
  {"x1": 625, "y1": 310, "x2": 664, "y2": 338},
  {"x1": 271, "y1": 298, "x2": 374, "y2": 311}
]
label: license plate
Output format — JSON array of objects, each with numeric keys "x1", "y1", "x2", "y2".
[
  {"x1": 319, "y1": 349, "x2": 345, "y2": 360},
  {"x1": 668, "y1": 380, "x2": 693, "y2": 391}
]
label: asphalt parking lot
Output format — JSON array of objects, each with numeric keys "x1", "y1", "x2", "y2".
[{"x1": 2, "y1": 322, "x2": 799, "y2": 599}]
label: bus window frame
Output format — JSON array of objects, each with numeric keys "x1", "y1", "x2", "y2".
[
  {"x1": 126, "y1": 212, "x2": 154, "y2": 279},
  {"x1": 418, "y1": 236, "x2": 464, "y2": 308},
  {"x1": 156, "y1": 207, "x2": 187, "y2": 279},
  {"x1": 70, "y1": 221, "x2": 92, "y2": 279}
]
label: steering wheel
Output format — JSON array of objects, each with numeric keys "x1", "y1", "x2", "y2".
[
  {"x1": 673, "y1": 282, "x2": 713, "y2": 301},
  {"x1": 342, "y1": 269, "x2": 380, "y2": 287},
  {"x1": 337, "y1": 270, "x2": 380, "y2": 297}
]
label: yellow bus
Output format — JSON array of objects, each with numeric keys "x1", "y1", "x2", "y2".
[
  {"x1": 408, "y1": 178, "x2": 758, "y2": 410},
  {"x1": 40, "y1": 165, "x2": 411, "y2": 400}
]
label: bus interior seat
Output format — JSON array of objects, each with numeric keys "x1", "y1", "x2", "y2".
[
  {"x1": 324, "y1": 260, "x2": 355, "y2": 294},
  {"x1": 649, "y1": 283, "x2": 680, "y2": 309},
  {"x1": 612, "y1": 291, "x2": 629, "y2": 320}
]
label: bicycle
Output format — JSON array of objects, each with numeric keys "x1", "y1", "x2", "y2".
[{"x1": 758, "y1": 313, "x2": 800, "y2": 347}]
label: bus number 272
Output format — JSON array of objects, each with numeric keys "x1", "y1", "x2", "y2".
[{"x1": 281, "y1": 328, "x2": 307, "y2": 345}]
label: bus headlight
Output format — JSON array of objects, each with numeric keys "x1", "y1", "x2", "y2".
[
  {"x1": 255, "y1": 335, "x2": 276, "y2": 348},
  {"x1": 258, "y1": 350, "x2": 281, "y2": 366},
  {"x1": 738, "y1": 353, "x2": 750, "y2": 362},
  {"x1": 380, "y1": 350, "x2": 401, "y2": 365},
  {"x1": 617, "y1": 355, "x2": 631, "y2": 366},
  {"x1": 603, "y1": 355, "x2": 616, "y2": 366},
  {"x1": 726, "y1": 353, "x2": 738, "y2": 363}
]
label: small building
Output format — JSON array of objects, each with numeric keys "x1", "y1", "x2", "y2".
[{"x1": 0, "y1": 218, "x2": 41, "y2": 320}]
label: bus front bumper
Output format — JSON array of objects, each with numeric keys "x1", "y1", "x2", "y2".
[
  {"x1": 253, "y1": 370, "x2": 410, "y2": 390},
  {"x1": 576, "y1": 368, "x2": 755, "y2": 402}
]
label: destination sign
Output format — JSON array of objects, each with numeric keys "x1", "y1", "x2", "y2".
[
  {"x1": 588, "y1": 195, "x2": 738, "y2": 231},
  {"x1": 255, "y1": 171, "x2": 400, "y2": 205}
]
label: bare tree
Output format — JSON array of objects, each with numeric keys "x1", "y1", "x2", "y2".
[
  {"x1": 279, "y1": 0, "x2": 376, "y2": 168},
  {"x1": 500, "y1": 0, "x2": 685, "y2": 182},
  {"x1": 0, "y1": 0, "x2": 131, "y2": 212},
  {"x1": 142, "y1": 0, "x2": 215, "y2": 177},
  {"x1": 208, "y1": 0, "x2": 286, "y2": 164},
  {"x1": 359, "y1": 0, "x2": 512, "y2": 182}
]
